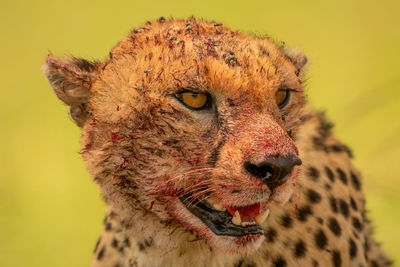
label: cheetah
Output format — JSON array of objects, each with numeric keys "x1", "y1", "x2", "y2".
[{"x1": 44, "y1": 17, "x2": 391, "y2": 267}]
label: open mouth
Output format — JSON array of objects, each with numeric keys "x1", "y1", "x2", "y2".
[{"x1": 179, "y1": 193, "x2": 270, "y2": 237}]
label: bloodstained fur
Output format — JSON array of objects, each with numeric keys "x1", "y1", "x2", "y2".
[{"x1": 43, "y1": 17, "x2": 391, "y2": 267}]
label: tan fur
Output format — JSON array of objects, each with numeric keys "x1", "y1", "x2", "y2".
[{"x1": 44, "y1": 17, "x2": 391, "y2": 267}]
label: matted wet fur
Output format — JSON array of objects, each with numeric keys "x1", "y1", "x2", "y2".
[{"x1": 44, "y1": 17, "x2": 391, "y2": 267}]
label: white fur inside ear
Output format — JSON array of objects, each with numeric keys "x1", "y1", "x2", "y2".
[{"x1": 284, "y1": 48, "x2": 308, "y2": 71}]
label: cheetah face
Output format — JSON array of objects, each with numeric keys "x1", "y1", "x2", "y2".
[
  {"x1": 44, "y1": 18, "x2": 307, "y2": 254},
  {"x1": 163, "y1": 87, "x2": 303, "y2": 253}
]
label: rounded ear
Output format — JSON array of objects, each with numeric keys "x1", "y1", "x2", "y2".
[
  {"x1": 43, "y1": 55, "x2": 98, "y2": 127},
  {"x1": 284, "y1": 48, "x2": 308, "y2": 75}
]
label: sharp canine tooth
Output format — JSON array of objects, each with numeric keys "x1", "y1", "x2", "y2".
[
  {"x1": 232, "y1": 211, "x2": 241, "y2": 226},
  {"x1": 207, "y1": 198, "x2": 215, "y2": 205},
  {"x1": 255, "y1": 209, "x2": 270, "y2": 225},
  {"x1": 212, "y1": 203, "x2": 226, "y2": 212},
  {"x1": 206, "y1": 198, "x2": 226, "y2": 211}
]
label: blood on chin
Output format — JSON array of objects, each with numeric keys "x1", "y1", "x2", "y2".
[{"x1": 201, "y1": 228, "x2": 266, "y2": 255}]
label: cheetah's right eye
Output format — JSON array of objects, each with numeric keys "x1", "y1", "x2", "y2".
[
  {"x1": 175, "y1": 91, "x2": 210, "y2": 110},
  {"x1": 275, "y1": 89, "x2": 290, "y2": 108}
]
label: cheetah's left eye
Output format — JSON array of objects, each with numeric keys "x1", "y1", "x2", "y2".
[
  {"x1": 175, "y1": 92, "x2": 209, "y2": 110},
  {"x1": 275, "y1": 90, "x2": 290, "y2": 108}
]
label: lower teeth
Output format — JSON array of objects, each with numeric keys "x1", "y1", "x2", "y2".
[
  {"x1": 231, "y1": 209, "x2": 270, "y2": 226},
  {"x1": 240, "y1": 221, "x2": 256, "y2": 227}
]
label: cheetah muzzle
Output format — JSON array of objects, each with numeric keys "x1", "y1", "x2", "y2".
[{"x1": 179, "y1": 154, "x2": 301, "y2": 239}]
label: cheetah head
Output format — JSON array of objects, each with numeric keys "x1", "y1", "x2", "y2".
[{"x1": 44, "y1": 18, "x2": 307, "y2": 255}]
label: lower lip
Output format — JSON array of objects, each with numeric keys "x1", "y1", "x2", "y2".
[{"x1": 235, "y1": 233, "x2": 263, "y2": 246}]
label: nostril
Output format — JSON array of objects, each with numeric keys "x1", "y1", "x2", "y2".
[
  {"x1": 244, "y1": 162, "x2": 275, "y2": 180},
  {"x1": 243, "y1": 155, "x2": 302, "y2": 189}
]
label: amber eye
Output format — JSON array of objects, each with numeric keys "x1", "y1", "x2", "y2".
[
  {"x1": 275, "y1": 90, "x2": 290, "y2": 108},
  {"x1": 175, "y1": 91, "x2": 209, "y2": 110}
]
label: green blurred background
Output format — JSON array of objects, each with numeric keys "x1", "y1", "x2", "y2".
[{"x1": 1, "y1": 0, "x2": 399, "y2": 266}]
